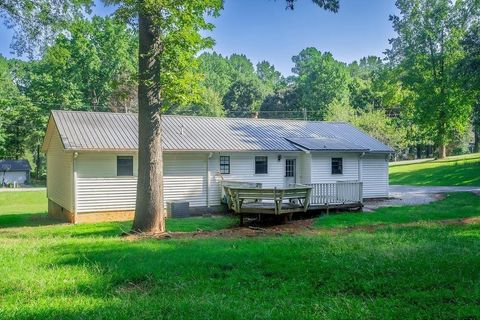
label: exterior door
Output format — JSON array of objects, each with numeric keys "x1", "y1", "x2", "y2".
[{"x1": 285, "y1": 158, "x2": 296, "y2": 186}]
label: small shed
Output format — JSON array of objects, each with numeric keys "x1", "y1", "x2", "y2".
[{"x1": 0, "y1": 160, "x2": 31, "y2": 186}]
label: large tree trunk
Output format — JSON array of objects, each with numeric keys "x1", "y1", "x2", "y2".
[
  {"x1": 437, "y1": 107, "x2": 447, "y2": 159},
  {"x1": 474, "y1": 128, "x2": 479, "y2": 154},
  {"x1": 132, "y1": 13, "x2": 165, "y2": 233},
  {"x1": 438, "y1": 144, "x2": 446, "y2": 159},
  {"x1": 416, "y1": 144, "x2": 422, "y2": 159},
  {"x1": 474, "y1": 100, "x2": 480, "y2": 153}
]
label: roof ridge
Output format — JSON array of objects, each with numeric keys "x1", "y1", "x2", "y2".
[
  {"x1": 47, "y1": 110, "x2": 393, "y2": 153},
  {"x1": 162, "y1": 114, "x2": 350, "y2": 124},
  {"x1": 52, "y1": 110, "x2": 137, "y2": 116},
  {"x1": 51, "y1": 110, "x2": 351, "y2": 124}
]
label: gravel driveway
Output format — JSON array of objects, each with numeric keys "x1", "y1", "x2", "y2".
[{"x1": 364, "y1": 185, "x2": 480, "y2": 211}]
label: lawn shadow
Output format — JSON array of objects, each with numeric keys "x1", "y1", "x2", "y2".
[
  {"x1": 0, "y1": 212, "x2": 63, "y2": 229},
  {"x1": 18, "y1": 223, "x2": 479, "y2": 319}
]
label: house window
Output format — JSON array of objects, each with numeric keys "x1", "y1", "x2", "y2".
[
  {"x1": 117, "y1": 156, "x2": 133, "y2": 176},
  {"x1": 331, "y1": 158, "x2": 343, "y2": 175},
  {"x1": 285, "y1": 159, "x2": 296, "y2": 177},
  {"x1": 220, "y1": 156, "x2": 230, "y2": 174},
  {"x1": 255, "y1": 156, "x2": 268, "y2": 174}
]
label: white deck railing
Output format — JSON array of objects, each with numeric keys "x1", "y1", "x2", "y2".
[{"x1": 307, "y1": 181, "x2": 363, "y2": 205}]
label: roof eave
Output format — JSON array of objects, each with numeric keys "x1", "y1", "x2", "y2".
[{"x1": 63, "y1": 148, "x2": 304, "y2": 153}]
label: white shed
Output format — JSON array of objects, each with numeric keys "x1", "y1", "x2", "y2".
[
  {"x1": 42, "y1": 110, "x2": 393, "y2": 223},
  {"x1": 0, "y1": 160, "x2": 31, "y2": 186}
]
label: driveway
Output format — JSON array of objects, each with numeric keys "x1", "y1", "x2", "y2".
[
  {"x1": 364, "y1": 185, "x2": 480, "y2": 211},
  {"x1": 0, "y1": 187, "x2": 46, "y2": 192}
]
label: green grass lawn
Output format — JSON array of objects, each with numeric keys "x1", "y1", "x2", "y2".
[
  {"x1": 1, "y1": 191, "x2": 480, "y2": 319},
  {"x1": 315, "y1": 192, "x2": 480, "y2": 229},
  {"x1": 389, "y1": 153, "x2": 480, "y2": 186}
]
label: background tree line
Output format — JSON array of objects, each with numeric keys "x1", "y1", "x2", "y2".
[{"x1": 0, "y1": 0, "x2": 479, "y2": 177}]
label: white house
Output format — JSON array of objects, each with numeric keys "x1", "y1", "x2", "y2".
[
  {"x1": 42, "y1": 110, "x2": 393, "y2": 223},
  {"x1": 0, "y1": 159, "x2": 31, "y2": 186}
]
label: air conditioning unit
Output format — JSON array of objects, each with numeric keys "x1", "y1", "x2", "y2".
[{"x1": 167, "y1": 201, "x2": 190, "y2": 218}]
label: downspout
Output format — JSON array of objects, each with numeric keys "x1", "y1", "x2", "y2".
[
  {"x1": 358, "y1": 152, "x2": 365, "y2": 203},
  {"x1": 290, "y1": 143, "x2": 311, "y2": 184},
  {"x1": 358, "y1": 152, "x2": 365, "y2": 182},
  {"x1": 206, "y1": 152, "x2": 213, "y2": 209},
  {"x1": 73, "y1": 152, "x2": 79, "y2": 223}
]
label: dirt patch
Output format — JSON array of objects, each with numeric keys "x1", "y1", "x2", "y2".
[
  {"x1": 115, "y1": 275, "x2": 155, "y2": 295},
  {"x1": 124, "y1": 218, "x2": 317, "y2": 240},
  {"x1": 123, "y1": 215, "x2": 480, "y2": 241}
]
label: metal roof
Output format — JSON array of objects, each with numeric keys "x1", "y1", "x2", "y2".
[
  {"x1": 0, "y1": 160, "x2": 31, "y2": 171},
  {"x1": 286, "y1": 137, "x2": 369, "y2": 152},
  {"x1": 48, "y1": 110, "x2": 393, "y2": 153}
]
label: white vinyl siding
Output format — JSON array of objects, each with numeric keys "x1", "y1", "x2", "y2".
[
  {"x1": 76, "y1": 177, "x2": 137, "y2": 212},
  {"x1": 75, "y1": 152, "x2": 207, "y2": 211},
  {"x1": 76, "y1": 153, "x2": 138, "y2": 178},
  {"x1": 310, "y1": 153, "x2": 359, "y2": 184},
  {"x1": 163, "y1": 153, "x2": 207, "y2": 207},
  {"x1": 207, "y1": 152, "x2": 301, "y2": 206},
  {"x1": 71, "y1": 150, "x2": 389, "y2": 213},
  {"x1": 2, "y1": 171, "x2": 28, "y2": 184},
  {"x1": 46, "y1": 130, "x2": 74, "y2": 211},
  {"x1": 298, "y1": 153, "x2": 311, "y2": 184},
  {"x1": 362, "y1": 154, "x2": 389, "y2": 198}
]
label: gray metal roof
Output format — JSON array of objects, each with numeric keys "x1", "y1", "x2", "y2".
[
  {"x1": 0, "y1": 160, "x2": 31, "y2": 171},
  {"x1": 48, "y1": 110, "x2": 393, "y2": 153},
  {"x1": 286, "y1": 137, "x2": 369, "y2": 152}
]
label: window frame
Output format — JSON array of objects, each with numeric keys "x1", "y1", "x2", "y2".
[
  {"x1": 219, "y1": 155, "x2": 230, "y2": 174},
  {"x1": 285, "y1": 158, "x2": 296, "y2": 178},
  {"x1": 117, "y1": 155, "x2": 134, "y2": 177},
  {"x1": 255, "y1": 156, "x2": 268, "y2": 174},
  {"x1": 331, "y1": 157, "x2": 343, "y2": 175}
]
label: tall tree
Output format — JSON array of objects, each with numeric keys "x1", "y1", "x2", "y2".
[
  {"x1": 0, "y1": 0, "x2": 92, "y2": 58},
  {"x1": 223, "y1": 78, "x2": 264, "y2": 117},
  {"x1": 292, "y1": 48, "x2": 350, "y2": 120},
  {"x1": 0, "y1": 56, "x2": 42, "y2": 159},
  {"x1": 198, "y1": 52, "x2": 235, "y2": 97},
  {"x1": 259, "y1": 85, "x2": 301, "y2": 119},
  {"x1": 0, "y1": 0, "x2": 340, "y2": 234},
  {"x1": 20, "y1": 16, "x2": 137, "y2": 113},
  {"x1": 458, "y1": 21, "x2": 480, "y2": 152},
  {"x1": 387, "y1": 0, "x2": 473, "y2": 158}
]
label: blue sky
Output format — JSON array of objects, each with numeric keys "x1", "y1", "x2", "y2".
[{"x1": 0, "y1": 0, "x2": 398, "y2": 75}]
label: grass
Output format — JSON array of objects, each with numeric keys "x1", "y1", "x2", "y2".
[
  {"x1": 1, "y1": 191, "x2": 480, "y2": 319},
  {"x1": 389, "y1": 153, "x2": 480, "y2": 186},
  {"x1": 315, "y1": 192, "x2": 480, "y2": 228},
  {"x1": 0, "y1": 191, "x2": 236, "y2": 232}
]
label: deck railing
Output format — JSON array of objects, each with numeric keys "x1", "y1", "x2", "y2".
[
  {"x1": 220, "y1": 180, "x2": 263, "y2": 206},
  {"x1": 307, "y1": 181, "x2": 363, "y2": 205}
]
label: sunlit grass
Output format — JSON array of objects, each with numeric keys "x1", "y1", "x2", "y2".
[
  {"x1": 315, "y1": 192, "x2": 480, "y2": 228},
  {"x1": 1, "y1": 191, "x2": 480, "y2": 319},
  {"x1": 389, "y1": 153, "x2": 480, "y2": 186}
]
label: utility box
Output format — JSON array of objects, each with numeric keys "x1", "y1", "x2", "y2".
[{"x1": 167, "y1": 201, "x2": 190, "y2": 218}]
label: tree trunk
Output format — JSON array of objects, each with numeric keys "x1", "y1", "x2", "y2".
[
  {"x1": 416, "y1": 144, "x2": 422, "y2": 159},
  {"x1": 436, "y1": 106, "x2": 447, "y2": 159},
  {"x1": 132, "y1": 12, "x2": 165, "y2": 233},
  {"x1": 474, "y1": 128, "x2": 479, "y2": 154},
  {"x1": 473, "y1": 100, "x2": 480, "y2": 153},
  {"x1": 438, "y1": 144, "x2": 446, "y2": 159}
]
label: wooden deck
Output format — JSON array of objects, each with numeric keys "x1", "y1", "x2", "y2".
[{"x1": 223, "y1": 181, "x2": 363, "y2": 225}]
